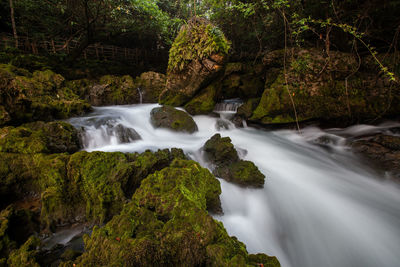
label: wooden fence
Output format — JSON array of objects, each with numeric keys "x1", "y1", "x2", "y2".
[{"x1": 0, "y1": 34, "x2": 166, "y2": 65}]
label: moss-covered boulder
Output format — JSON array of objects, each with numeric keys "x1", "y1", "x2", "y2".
[
  {"x1": 0, "y1": 64, "x2": 91, "y2": 126},
  {"x1": 0, "y1": 148, "x2": 186, "y2": 230},
  {"x1": 0, "y1": 153, "x2": 45, "y2": 208},
  {"x1": 68, "y1": 72, "x2": 165, "y2": 105},
  {"x1": 150, "y1": 105, "x2": 198, "y2": 133},
  {"x1": 159, "y1": 17, "x2": 229, "y2": 106},
  {"x1": 237, "y1": 98, "x2": 260, "y2": 119},
  {"x1": 203, "y1": 134, "x2": 265, "y2": 187},
  {"x1": 220, "y1": 62, "x2": 265, "y2": 100},
  {"x1": 87, "y1": 75, "x2": 140, "y2": 106},
  {"x1": 136, "y1": 71, "x2": 166, "y2": 103},
  {"x1": 249, "y1": 48, "x2": 400, "y2": 125},
  {"x1": 184, "y1": 83, "x2": 219, "y2": 115},
  {"x1": 0, "y1": 121, "x2": 80, "y2": 154},
  {"x1": 203, "y1": 134, "x2": 239, "y2": 164},
  {"x1": 66, "y1": 159, "x2": 279, "y2": 267}
]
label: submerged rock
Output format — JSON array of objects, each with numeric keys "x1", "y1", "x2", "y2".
[
  {"x1": 352, "y1": 134, "x2": 400, "y2": 180},
  {"x1": 112, "y1": 124, "x2": 141, "y2": 143},
  {"x1": 150, "y1": 106, "x2": 198, "y2": 133},
  {"x1": 203, "y1": 134, "x2": 265, "y2": 187},
  {"x1": 66, "y1": 159, "x2": 279, "y2": 267},
  {"x1": 0, "y1": 121, "x2": 81, "y2": 154}
]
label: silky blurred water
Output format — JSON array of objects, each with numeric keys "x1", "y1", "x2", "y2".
[{"x1": 69, "y1": 104, "x2": 400, "y2": 267}]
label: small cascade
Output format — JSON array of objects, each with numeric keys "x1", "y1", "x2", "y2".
[
  {"x1": 69, "y1": 114, "x2": 141, "y2": 149},
  {"x1": 213, "y1": 98, "x2": 244, "y2": 113},
  {"x1": 137, "y1": 87, "x2": 143, "y2": 104}
]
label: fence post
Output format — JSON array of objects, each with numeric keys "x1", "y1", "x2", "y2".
[
  {"x1": 51, "y1": 39, "x2": 56, "y2": 53},
  {"x1": 95, "y1": 44, "x2": 99, "y2": 60}
]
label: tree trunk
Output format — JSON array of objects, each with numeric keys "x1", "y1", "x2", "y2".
[
  {"x1": 9, "y1": 0, "x2": 18, "y2": 48},
  {"x1": 66, "y1": 37, "x2": 90, "y2": 64}
]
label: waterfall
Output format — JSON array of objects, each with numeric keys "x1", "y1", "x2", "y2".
[
  {"x1": 137, "y1": 87, "x2": 143, "y2": 104},
  {"x1": 69, "y1": 104, "x2": 400, "y2": 267},
  {"x1": 213, "y1": 98, "x2": 244, "y2": 113}
]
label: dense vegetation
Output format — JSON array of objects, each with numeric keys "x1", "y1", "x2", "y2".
[{"x1": 1, "y1": 1, "x2": 399, "y2": 72}]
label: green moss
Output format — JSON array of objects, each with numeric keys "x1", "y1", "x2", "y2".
[
  {"x1": 66, "y1": 151, "x2": 135, "y2": 224},
  {"x1": 0, "y1": 206, "x2": 39, "y2": 260},
  {"x1": 251, "y1": 74, "x2": 288, "y2": 121},
  {"x1": 203, "y1": 134, "x2": 266, "y2": 187},
  {"x1": 135, "y1": 72, "x2": 166, "y2": 103},
  {"x1": 184, "y1": 83, "x2": 218, "y2": 115},
  {"x1": 7, "y1": 236, "x2": 41, "y2": 267},
  {"x1": 168, "y1": 18, "x2": 230, "y2": 73},
  {"x1": 0, "y1": 65, "x2": 91, "y2": 125},
  {"x1": 0, "y1": 121, "x2": 80, "y2": 154},
  {"x1": 150, "y1": 106, "x2": 198, "y2": 133},
  {"x1": 158, "y1": 91, "x2": 190, "y2": 106},
  {"x1": 0, "y1": 149, "x2": 186, "y2": 229},
  {"x1": 203, "y1": 134, "x2": 239, "y2": 165},
  {"x1": 70, "y1": 159, "x2": 278, "y2": 266},
  {"x1": 237, "y1": 98, "x2": 260, "y2": 119},
  {"x1": 10, "y1": 54, "x2": 51, "y2": 72},
  {"x1": 230, "y1": 161, "x2": 265, "y2": 188}
]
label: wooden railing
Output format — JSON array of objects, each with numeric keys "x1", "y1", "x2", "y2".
[{"x1": 0, "y1": 34, "x2": 166, "y2": 65}]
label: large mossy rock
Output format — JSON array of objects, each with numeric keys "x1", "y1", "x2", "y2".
[
  {"x1": 159, "y1": 17, "x2": 229, "y2": 106},
  {"x1": 203, "y1": 134, "x2": 265, "y2": 187},
  {"x1": 0, "y1": 121, "x2": 80, "y2": 154},
  {"x1": 87, "y1": 75, "x2": 140, "y2": 106},
  {"x1": 68, "y1": 72, "x2": 166, "y2": 105},
  {"x1": 150, "y1": 105, "x2": 198, "y2": 133},
  {"x1": 66, "y1": 159, "x2": 279, "y2": 267},
  {"x1": 0, "y1": 64, "x2": 91, "y2": 126},
  {"x1": 0, "y1": 148, "x2": 186, "y2": 229},
  {"x1": 248, "y1": 49, "x2": 400, "y2": 125}
]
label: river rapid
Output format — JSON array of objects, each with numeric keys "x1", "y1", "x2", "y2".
[{"x1": 68, "y1": 104, "x2": 400, "y2": 267}]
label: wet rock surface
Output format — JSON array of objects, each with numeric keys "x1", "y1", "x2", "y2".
[
  {"x1": 150, "y1": 105, "x2": 198, "y2": 133},
  {"x1": 352, "y1": 134, "x2": 400, "y2": 181},
  {"x1": 203, "y1": 134, "x2": 265, "y2": 187}
]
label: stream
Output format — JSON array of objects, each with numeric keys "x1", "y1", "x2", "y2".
[{"x1": 68, "y1": 104, "x2": 400, "y2": 267}]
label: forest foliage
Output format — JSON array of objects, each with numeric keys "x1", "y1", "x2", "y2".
[{"x1": 0, "y1": 0, "x2": 399, "y2": 71}]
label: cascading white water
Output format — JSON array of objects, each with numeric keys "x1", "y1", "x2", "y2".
[
  {"x1": 214, "y1": 98, "x2": 244, "y2": 113},
  {"x1": 137, "y1": 87, "x2": 143, "y2": 104},
  {"x1": 69, "y1": 104, "x2": 400, "y2": 267}
]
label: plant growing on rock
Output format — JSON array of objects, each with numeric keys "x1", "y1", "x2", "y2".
[{"x1": 167, "y1": 17, "x2": 230, "y2": 73}]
